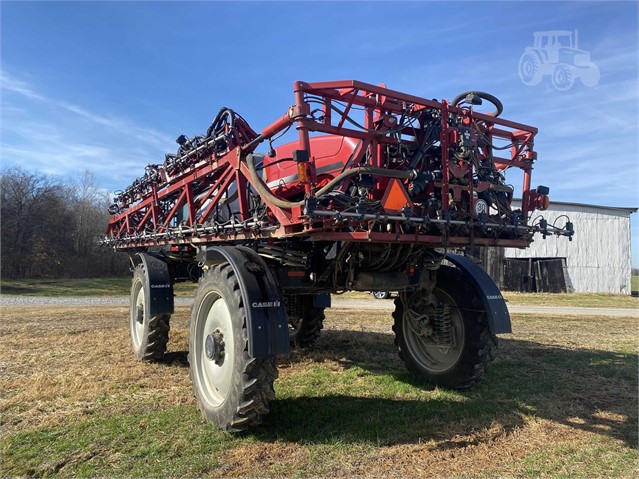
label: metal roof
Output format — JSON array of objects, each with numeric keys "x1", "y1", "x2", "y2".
[{"x1": 512, "y1": 199, "x2": 638, "y2": 214}]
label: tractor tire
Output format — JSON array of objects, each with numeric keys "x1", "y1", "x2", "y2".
[
  {"x1": 552, "y1": 63, "x2": 575, "y2": 91},
  {"x1": 581, "y1": 64, "x2": 600, "y2": 87},
  {"x1": 518, "y1": 52, "x2": 543, "y2": 86},
  {"x1": 392, "y1": 266, "x2": 497, "y2": 389},
  {"x1": 130, "y1": 264, "x2": 171, "y2": 361},
  {"x1": 285, "y1": 295, "x2": 324, "y2": 348},
  {"x1": 188, "y1": 264, "x2": 278, "y2": 431}
]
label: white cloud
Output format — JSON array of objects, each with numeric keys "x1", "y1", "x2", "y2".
[
  {"x1": 0, "y1": 70, "x2": 175, "y2": 190},
  {"x1": 0, "y1": 71, "x2": 47, "y2": 101},
  {"x1": 55, "y1": 100, "x2": 172, "y2": 149}
]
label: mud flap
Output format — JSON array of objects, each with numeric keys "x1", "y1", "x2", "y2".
[
  {"x1": 313, "y1": 293, "x2": 331, "y2": 308},
  {"x1": 135, "y1": 252, "x2": 174, "y2": 317},
  {"x1": 201, "y1": 246, "x2": 290, "y2": 358},
  {"x1": 445, "y1": 253, "x2": 512, "y2": 334}
]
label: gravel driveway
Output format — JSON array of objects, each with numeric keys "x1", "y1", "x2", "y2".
[{"x1": 1, "y1": 295, "x2": 636, "y2": 317}]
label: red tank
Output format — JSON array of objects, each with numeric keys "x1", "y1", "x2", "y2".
[{"x1": 265, "y1": 136, "x2": 359, "y2": 199}]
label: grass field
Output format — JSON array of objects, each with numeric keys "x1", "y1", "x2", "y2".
[
  {"x1": 1, "y1": 305, "x2": 637, "y2": 478},
  {"x1": 2, "y1": 277, "x2": 639, "y2": 308},
  {"x1": 502, "y1": 291, "x2": 638, "y2": 308},
  {"x1": 633, "y1": 275, "x2": 638, "y2": 292},
  {"x1": 0, "y1": 277, "x2": 197, "y2": 298}
]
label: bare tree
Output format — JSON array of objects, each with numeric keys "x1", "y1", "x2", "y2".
[
  {"x1": 1, "y1": 168, "x2": 69, "y2": 277},
  {"x1": 66, "y1": 171, "x2": 114, "y2": 276},
  {"x1": 1, "y1": 167, "x2": 128, "y2": 279}
]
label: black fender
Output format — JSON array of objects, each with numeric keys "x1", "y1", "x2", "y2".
[
  {"x1": 202, "y1": 246, "x2": 290, "y2": 358},
  {"x1": 444, "y1": 253, "x2": 511, "y2": 334},
  {"x1": 313, "y1": 293, "x2": 331, "y2": 308},
  {"x1": 133, "y1": 252, "x2": 174, "y2": 317}
]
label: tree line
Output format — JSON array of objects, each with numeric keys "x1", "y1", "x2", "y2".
[{"x1": 1, "y1": 167, "x2": 129, "y2": 279}]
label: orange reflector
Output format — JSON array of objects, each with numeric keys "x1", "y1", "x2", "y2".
[
  {"x1": 297, "y1": 163, "x2": 308, "y2": 183},
  {"x1": 287, "y1": 270, "x2": 306, "y2": 277},
  {"x1": 381, "y1": 178, "x2": 412, "y2": 213},
  {"x1": 540, "y1": 195, "x2": 550, "y2": 210}
]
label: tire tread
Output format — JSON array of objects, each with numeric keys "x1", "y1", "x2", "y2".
[
  {"x1": 188, "y1": 264, "x2": 278, "y2": 432},
  {"x1": 392, "y1": 266, "x2": 497, "y2": 390},
  {"x1": 130, "y1": 264, "x2": 171, "y2": 362}
]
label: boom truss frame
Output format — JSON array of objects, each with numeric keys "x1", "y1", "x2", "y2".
[{"x1": 107, "y1": 80, "x2": 564, "y2": 250}]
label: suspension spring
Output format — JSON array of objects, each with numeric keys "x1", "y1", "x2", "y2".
[
  {"x1": 433, "y1": 304, "x2": 455, "y2": 346},
  {"x1": 284, "y1": 295, "x2": 303, "y2": 325}
]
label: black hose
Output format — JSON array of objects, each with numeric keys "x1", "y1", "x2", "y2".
[
  {"x1": 207, "y1": 108, "x2": 235, "y2": 137},
  {"x1": 245, "y1": 154, "x2": 414, "y2": 209},
  {"x1": 451, "y1": 91, "x2": 503, "y2": 117}
]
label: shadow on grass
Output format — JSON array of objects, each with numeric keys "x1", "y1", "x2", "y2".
[
  {"x1": 252, "y1": 330, "x2": 637, "y2": 449},
  {"x1": 161, "y1": 351, "x2": 189, "y2": 367}
]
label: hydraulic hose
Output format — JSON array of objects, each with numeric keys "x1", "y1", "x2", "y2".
[
  {"x1": 245, "y1": 154, "x2": 414, "y2": 209},
  {"x1": 451, "y1": 91, "x2": 503, "y2": 117},
  {"x1": 206, "y1": 108, "x2": 235, "y2": 137}
]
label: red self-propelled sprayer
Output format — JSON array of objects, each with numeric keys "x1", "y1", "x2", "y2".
[{"x1": 106, "y1": 80, "x2": 573, "y2": 431}]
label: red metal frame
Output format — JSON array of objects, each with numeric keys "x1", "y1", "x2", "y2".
[{"x1": 107, "y1": 80, "x2": 544, "y2": 250}]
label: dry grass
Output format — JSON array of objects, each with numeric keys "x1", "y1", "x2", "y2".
[
  {"x1": 1, "y1": 304, "x2": 637, "y2": 478},
  {"x1": 0, "y1": 306, "x2": 193, "y2": 435}
]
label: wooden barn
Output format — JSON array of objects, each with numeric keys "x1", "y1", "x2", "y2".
[{"x1": 478, "y1": 200, "x2": 636, "y2": 295}]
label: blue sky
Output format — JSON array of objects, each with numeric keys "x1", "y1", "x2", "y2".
[{"x1": 1, "y1": 1, "x2": 638, "y2": 265}]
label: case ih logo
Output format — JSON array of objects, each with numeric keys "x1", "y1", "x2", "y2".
[
  {"x1": 519, "y1": 30, "x2": 600, "y2": 91},
  {"x1": 252, "y1": 301, "x2": 281, "y2": 308}
]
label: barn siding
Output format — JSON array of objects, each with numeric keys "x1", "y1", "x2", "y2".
[{"x1": 504, "y1": 201, "x2": 635, "y2": 294}]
